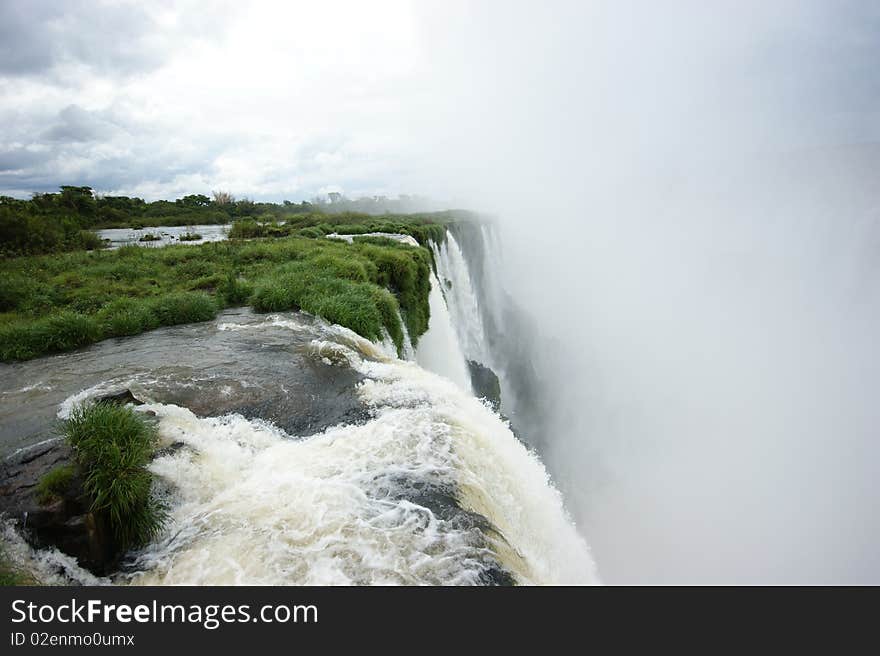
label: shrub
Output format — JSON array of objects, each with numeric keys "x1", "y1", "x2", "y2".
[
  {"x1": 228, "y1": 220, "x2": 265, "y2": 239},
  {"x1": 0, "y1": 274, "x2": 34, "y2": 312},
  {"x1": 62, "y1": 403, "x2": 164, "y2": 548},
  {"x1": 97, "y1": 298, "x2": 158, "y2": 337},
  {"x1": 309, "y1": 253, "x2": 371, "y2": 282},
  {"x1": 37, "y1": 312, "x2": 101, "y2": 353},
  {"x1": 0, "y1": 312, "x2": 101, "y2": 359},
  {"x1": 36, "y1": 464, "x2": 76, "y2": 504},
  {"x1": 148, "y1": 292, "x2": 217, "y2": 326},
  {"x1": 218, "y1": 272, "x2": 252, "y2": 306}
]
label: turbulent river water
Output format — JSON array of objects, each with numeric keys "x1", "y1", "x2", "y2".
[{"x1": 0, "y1": 227, "x2": 596, "y2": 585}]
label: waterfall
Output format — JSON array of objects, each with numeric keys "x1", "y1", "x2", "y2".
[
  {"x1": 432, "y1": 233, "x2": 490, "y2": 366},
  {"x1": 414, "y1": 274, "x2": 473, "y2": 394}
]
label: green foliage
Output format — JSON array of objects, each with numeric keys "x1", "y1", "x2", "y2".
[
  {"x1": 0, "y1": 203, "x2": 104, "y2": 257},
  {"x1": 36, "y1": 464, "x2": 76, "y2": 504},
  {"x1": 0, "y1": 312, "x2": 100, "y2": 360},
  {"x1": 0, "y1": 231, "x2": 436, "y2": 360},
  {"x1": 96, "y1": 298, "x2": 159, "y2": 337},
  {"x1": 227, "y1": 220, "x2": 265, "y2": 239},
  {"x1": 62, "y1": 403, "x2": 164, "y2": 548},
  {"x1": 218, "y1": 272, "x2": 252, "y2": 305},
  {"x1": 148, "y1": 292, "x2": 217, "y2": 325},
  {"x1": 2, "y1": 185, "x2": 459, "y2": 259}
]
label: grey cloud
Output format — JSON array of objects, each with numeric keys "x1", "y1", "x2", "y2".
[
  {"x1": 0, "y1": 0, "x2": 232, "y2": 79},
  {"x1": 42, "y1": 105, "x2": 114, "y2": 143}
]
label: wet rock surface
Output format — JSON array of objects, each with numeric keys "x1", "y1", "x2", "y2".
[
  {"x1": 0, "y1": 308, "x2": 368, "y2": 458},
  {"x1": 467, "y1": 360, "x2": 501, "y2": 411},
  {"x1": 0, "y1": 441, "x2": 118, "y2": 574}
]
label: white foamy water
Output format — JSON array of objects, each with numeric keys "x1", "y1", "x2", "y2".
[
  {"x1": 117, "y1": 320, "x2": 595, "y2": 585},
  {"x1": 415, "y1": 274, "x2": 473, "y2": 394}
]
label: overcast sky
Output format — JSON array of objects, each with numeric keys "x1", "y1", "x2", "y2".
[
  {"x1": 1, "y1": 0, "x2": 879, "y2": 202},
  {"x1": 0, "y1": 0, "x2": 429, "y2": 200}
]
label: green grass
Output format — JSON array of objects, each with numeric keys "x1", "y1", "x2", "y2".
[
  {"x1": 227, "y1": 213, "x2": 448, "y2": 248},
  {"x1": 62, "y1": 402, "x2": 164, "y2": 549},
  {"x1": 0, "y1": 227, "x2": 440, "y2": 360},
  {"x1": 36, "y1": 464, "x2": 76, "y2": 504}
]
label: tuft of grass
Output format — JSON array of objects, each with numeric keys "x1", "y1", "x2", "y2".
[
  {"x1": 36, "y1": 464, "x2": 76, "y2": 504},
  {"x1": 0, "y1": 311, "x2": 100, "y2": 360},
  {"x1": 96, "y1": 298, "x2": 159, "y2": 338},
  {"x1": 62, "y1": 402, "x2": 165, "y2": 549},
  {"x1": 218, "y1": 272, "x2": 252, "y2": 305},
  {"x1": 178, "y1": 232, "x2": 202, "y2": 241},
  {"x1": 148, "y1": 292, "x2": 217, "y2": 326}
]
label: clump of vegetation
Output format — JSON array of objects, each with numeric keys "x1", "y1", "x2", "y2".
[
  {"x1": 139, "y1": 233, "x2": 161, "y2": 242},
  {"x1": 62, "y1": 402, "x2": 164, "y2": 548},
  {"x1": 178, "y1": 232, "x2": 202, "y2": 241},
  {"x1": 0, "y1": 202, "x2": 103, "y2": 257},
  {"x1": 149, "y1": 292, "x2": 216, "y2": 325},
  {"x1": 0, "y1": 312, "x2": 100, "y2": 360},
  {"x1": 36, "y1": 464, "x2": 76, "y2": 504}
]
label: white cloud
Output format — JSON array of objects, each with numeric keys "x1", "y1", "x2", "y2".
[{"x1": 0, "y1": 0, "x2": 424, "y2": 200}]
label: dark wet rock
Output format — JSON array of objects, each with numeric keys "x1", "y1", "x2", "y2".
[
  {"x1": 154, "y1": 440, "x2": 186, "y2": 458},
  {"x1": 94, "y1": 389, "x2": 144, "y2": 406},
  {"x1": 0, "y1": 441, "x2": 119, "y2": 574},
  {"x1": 467, "y1": 360, "x2": 501, "y2": 411}
]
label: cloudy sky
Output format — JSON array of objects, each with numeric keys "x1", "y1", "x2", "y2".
[
  {"x1": 0, "y1": 0, "x2": 431, "y2": 200},
  {"x1": 1, "y1": 0, "x2": 879, "y2": 203}
]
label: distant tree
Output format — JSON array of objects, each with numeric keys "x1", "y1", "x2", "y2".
[
  {"x1": 178, "y1": 194, "x2": 212, "y2": 208},
  {"x1": 234, "y1": 197, "x2": 257, "y2": 217},
  {"x1": 59, "y1": 186, "x2": 96, "y2": 223},
  {"x1": 212, "y1": 190, "x2": 235, "y2": 205},
  {"x1": 327, "y1": 192, "x2": 342, "y2": 204}
]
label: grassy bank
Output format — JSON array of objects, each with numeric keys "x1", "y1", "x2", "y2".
[{"x1": 0, "y1": 230, "x2": 438, "y2": 361}]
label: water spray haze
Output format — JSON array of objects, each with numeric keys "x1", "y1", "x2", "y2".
[{"x1": 408, "y1": 1, "x2": 880, "y2": 582}]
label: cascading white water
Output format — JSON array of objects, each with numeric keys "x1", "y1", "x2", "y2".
[
  {"x1": 414, "y1": 274, "x2": 473, "y2": 394},
  {"x1": 3, "y1": 233, "x2": 599, "y2": 586},
  {"x1": 432, "y1": 234, "x2": 490, "y2": 366},
  {"x1": 112, "y1": 318, "x2": 596, "y2": 585}
]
